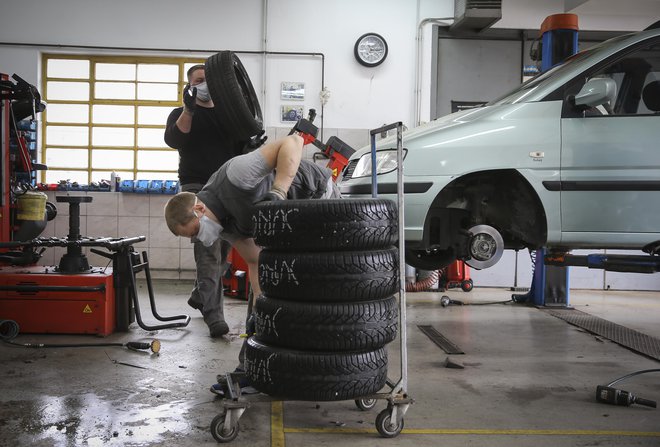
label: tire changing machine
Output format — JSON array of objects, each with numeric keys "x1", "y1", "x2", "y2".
[
  {"x1": 209, "y1": 122, "x2": 413, "y2": 442},
  {"x1": 0, "y1": 195, "x2": 190, "y2": 335}
]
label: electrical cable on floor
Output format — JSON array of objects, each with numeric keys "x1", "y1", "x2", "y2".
[
  {"x1": 0, "y1": 319, "x2": 161, "y2": 353},
  {"x1": 596, "y1": 369, "x2": 659, "y2": 408},
  {"x1": 440, "y1": 296, "x2": 513, "y2": 307}
]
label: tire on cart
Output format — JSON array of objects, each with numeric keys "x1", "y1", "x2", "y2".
[
  {"x1": 254, "y1": 294, "x2": 398, "y2": 351},
  {"x1": 245, "y1": 337, "x2": 388, "y2": 401},
  {"x1": 210, "y1": 413, "x2": 240, "y2": 443},
  {"x1": 205, "y1": 51, "x2": 263, "y2": 142},
  {"x1": 258, "y1": 248, "x2": 398, "y2": 301},
  {"x1": 253, "y1": 199, "x2": 398, "y2": 251},
  {"x1": 375, "y1": 407, "x2": 404, "y2": 438}
]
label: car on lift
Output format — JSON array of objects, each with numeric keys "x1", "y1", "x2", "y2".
[{"x1": 339, "y1": 26, "x2": 660, "y2": 271}]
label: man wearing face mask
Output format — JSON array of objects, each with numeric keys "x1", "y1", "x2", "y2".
[
  {"x1": 164, "y1": 64, "x2": 243, "y2": 338},
  {"x1": 165, "y1": 134, "x2": 340, "y2": 380}
]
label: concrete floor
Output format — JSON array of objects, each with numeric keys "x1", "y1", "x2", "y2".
[{"x1": 1, "y1": 281, "x2": 659, "y2": 446}]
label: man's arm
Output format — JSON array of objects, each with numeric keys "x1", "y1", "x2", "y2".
[
  {"x1": 258, "y1": 134, "x2": 305, "y2": 196},
  {"x1": 164, "y1": 107, "x2": 189, "y2": 149}
]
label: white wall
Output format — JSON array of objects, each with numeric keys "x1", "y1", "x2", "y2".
[{"x1": 0, "y1": 0, "x2": 450, "y2": 132}]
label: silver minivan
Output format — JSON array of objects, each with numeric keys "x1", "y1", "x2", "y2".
[{"x1": 339, "y1": 27, "x2": 660, "y2": 270}]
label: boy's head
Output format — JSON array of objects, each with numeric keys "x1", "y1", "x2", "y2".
[{"x1": 164, "y1": 192, "x2": 199, "y2": 237}]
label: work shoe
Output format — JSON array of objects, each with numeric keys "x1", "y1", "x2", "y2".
[
  {"x1": 210, "y1": 379, "x2": 258, "y2": 397},
  {"x1": 209, "y1": 320, "x2": 230, "y2": 338}
]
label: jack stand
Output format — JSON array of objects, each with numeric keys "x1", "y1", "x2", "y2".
[{"x1": 512, "y1": 248, "x2": 570, "y2": 307}]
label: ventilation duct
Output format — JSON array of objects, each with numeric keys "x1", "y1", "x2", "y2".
[{"x1": 451, "y1": 0, "x2": 502, "y2": 31}]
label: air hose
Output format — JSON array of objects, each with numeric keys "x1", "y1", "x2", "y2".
[
  {"x1": 0, "y1": 319, "x2": 160, "y2": 353},
  {"x1": 406, "y1": 270, "x2": 440, "y2": 292}
]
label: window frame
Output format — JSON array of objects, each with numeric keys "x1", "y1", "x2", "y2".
[{"x1": 41, "y1": 54, "x2": 204, "y2": 184}]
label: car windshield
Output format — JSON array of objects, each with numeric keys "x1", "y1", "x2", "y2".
[{"x1": 487, "y1": 34, "x2": 633, "y2": 105}]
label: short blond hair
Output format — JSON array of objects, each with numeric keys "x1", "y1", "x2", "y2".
[{"x1": 164, "y1": 192, "x2": 196, "y2": 235}]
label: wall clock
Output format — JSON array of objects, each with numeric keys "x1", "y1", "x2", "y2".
[{"x1": 354, "y1": 33, "x2": 388, "y2": 67}]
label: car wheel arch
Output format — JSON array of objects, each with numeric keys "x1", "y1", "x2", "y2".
[{"x1": 422, "y1": 169, "x2": 547, "y2": 255}]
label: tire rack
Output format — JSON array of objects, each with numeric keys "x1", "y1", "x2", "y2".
[
  {"x1": 210, "y1": 122, "x2": 413, "y2": 442},
  {"x1": 365, "y1": 121, "x2": 414, "y2": 435}
]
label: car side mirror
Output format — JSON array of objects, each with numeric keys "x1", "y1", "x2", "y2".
[{"x1": 573, "y1": 77, "x2": 617, "y2": 108}]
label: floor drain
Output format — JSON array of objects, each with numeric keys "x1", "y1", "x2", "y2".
[{"x1": 418, "y1": 325, "x2": 464, "y2": 354}]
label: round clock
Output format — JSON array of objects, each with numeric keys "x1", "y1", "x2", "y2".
[{"x1": 354, "y1": 33, "x2": 388, "y2": 67}]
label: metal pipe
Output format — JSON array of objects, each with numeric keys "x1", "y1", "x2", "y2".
[{"x1": 414, "y1": 17, "x2": 454, "y2": 127}]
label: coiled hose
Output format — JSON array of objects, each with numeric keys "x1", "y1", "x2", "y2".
[{"x1": 406, "y1": 270, "x2": 440, "y2": 292}]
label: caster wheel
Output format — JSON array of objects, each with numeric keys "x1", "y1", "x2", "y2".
[
  {"x1": 211, "y1": 413, "x2": 240, "y2": 443},
  {"x1": 355, "y1": 398, "x2": 377, "y2": 411},
  {"x1": 375, "y1": 408, "x2": 404, "y2": 438},
  {"x1": 461, "y1": 279, "x2": 473, "y2": 292}
]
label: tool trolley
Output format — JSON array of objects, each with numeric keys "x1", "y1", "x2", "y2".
[{"x1": 209, "y1": 122, "x2": 413, "y2": 442}]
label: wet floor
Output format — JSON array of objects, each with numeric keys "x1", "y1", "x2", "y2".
[{"x1": 1, "y1": 281, "x2": 659, "y2": 446}]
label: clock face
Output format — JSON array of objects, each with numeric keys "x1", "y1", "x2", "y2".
[{"x1": 354, "y1": 33, "x2": 388, "y2": 67}]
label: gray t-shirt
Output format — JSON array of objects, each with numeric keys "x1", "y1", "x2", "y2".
[{"x1": 197, "y1": 150, "x2": 335, "y2": 241}]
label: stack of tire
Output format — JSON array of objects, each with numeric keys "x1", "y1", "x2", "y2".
[{"x1": 245, "y1": 198, "x2": 399, "y2": 401}]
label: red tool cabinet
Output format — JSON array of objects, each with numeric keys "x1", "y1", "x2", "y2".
[{"x1": 0, "y1": 265, "x2": 115, "y2": 336}]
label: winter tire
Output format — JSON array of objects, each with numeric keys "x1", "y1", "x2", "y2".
[
  {"x1": 244, "y1": 338, "x2": 388, "y2": 401},
  {"x1": 254, "y1": 294, "x2": 398, "y2": 351},
  {"x1": 259, "y1": 248, "x2": 398, "y2": 301},
  {"x1": 253, "y1": 199, "x2": 397, "y2": 251},
  {"x1": 205, "y1": 51, "x2": 263, "y2": 142}
]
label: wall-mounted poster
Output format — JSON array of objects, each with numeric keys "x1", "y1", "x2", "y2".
[
  {"x1": 281, "y1": 82, "x2": 305, "y2": 101},
  {"x1": 281, "y1": 105, "x2": 304, "y2": 122}
]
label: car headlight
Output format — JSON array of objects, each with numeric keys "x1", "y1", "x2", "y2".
[{"x1": 351, "y1": 150, "x2": 402, "y2": 178}]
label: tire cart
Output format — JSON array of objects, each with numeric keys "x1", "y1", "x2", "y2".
[{"x1": 209, "y1": 122, "x2": 412, "y2": 442}]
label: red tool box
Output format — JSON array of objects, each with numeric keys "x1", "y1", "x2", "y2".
[
  {"x1": 222, "y1": 248, "x2": 250, "y2": 301},
  {"x1": 0, "y1": 265, "x2": 115, "y2": 336}
]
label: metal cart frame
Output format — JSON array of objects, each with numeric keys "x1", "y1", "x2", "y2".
[{"x1": 210, "y1": 122, "x2": 413, "y2": 442}]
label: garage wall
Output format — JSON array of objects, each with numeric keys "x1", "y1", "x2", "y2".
[
  {"x1": 0, "y1": 0, "x2": 451, "y2": 134},
  {"x1": 433, "y1": 37, "x2": 523, "y2": 118}
]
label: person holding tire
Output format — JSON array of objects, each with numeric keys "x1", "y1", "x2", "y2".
[{"x1": 164, "y1": 64, "x2": 244, "y2": 338}]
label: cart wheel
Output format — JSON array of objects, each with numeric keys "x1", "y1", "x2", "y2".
[
  {"x1": 375, "y1": 408, "x2": 404, "y2": 438},
  {"x1": 355, "y1": 398, "x2": 377, "y2": 411},
  {"x1": 461, "y1": 279, "x2": 473, "y2": 292},
  {"x1": 211, "y1": 413, "x2": 240, "y2": 443}
]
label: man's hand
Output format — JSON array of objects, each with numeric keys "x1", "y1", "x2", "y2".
[
  {"x1": 244, "y1": 130, "x2": 268, "y2": 152},
  {"x1": 183, "y1": 84, "x2": 197, "y2": 115},
  {"x1": 254, "y1": 186, "x2": 287, "y2": 204}
]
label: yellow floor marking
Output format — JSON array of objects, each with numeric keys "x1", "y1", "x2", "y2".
[
  {"x1": 283, "y1": 427, "x2": 660, "y2": 437},
  {"x1": 271, "y1": 401, "x2": 285, "y2": 447}
]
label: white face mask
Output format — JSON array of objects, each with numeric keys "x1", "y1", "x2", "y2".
[
  {"x1": 194, "y1": 82, "x2": 210, "y2": 102},
  {"x1": 194, "y1": 214, "x2": 223, "y2": 247}
]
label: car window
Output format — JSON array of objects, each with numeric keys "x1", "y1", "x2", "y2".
[
  {"x1": 565, "y1": 39, "x2": 660, "y2": 117},
  {"x1": 488, "y1": 35, "x2": 633, "y2": 106}
]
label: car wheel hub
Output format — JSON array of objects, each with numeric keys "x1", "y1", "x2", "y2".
[{"x1": 465, "y1": 225, "x2": 504, "y2": 270}]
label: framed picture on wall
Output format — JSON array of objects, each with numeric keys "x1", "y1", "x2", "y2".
[
  {"x1": 281, "y1": 82, "x2": 305, "y2": 101},
  {"x1": 281, "y1": 105, "x2": 304, "y2": 122}
]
